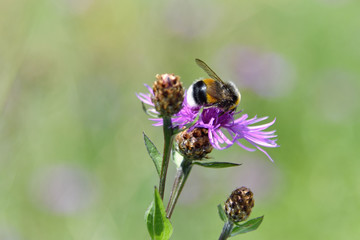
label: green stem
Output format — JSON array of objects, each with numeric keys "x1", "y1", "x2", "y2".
[
  {"x1": 166, "y1": 158, "x2": 193, "y2": 219},
  {"x1": 159, "y1": 116, "x2": 174, "y2": 200},
  {"x1": 218, "y1": 221, "x2": 234, "y2": 240}
]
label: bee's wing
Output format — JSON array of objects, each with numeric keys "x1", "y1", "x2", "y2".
[
  {"x1": 195, "y1": 59, "x2": 225, "y2": 84},
  {"x1": 202, "y1": 79, "x2": 225, "y2": 105}
]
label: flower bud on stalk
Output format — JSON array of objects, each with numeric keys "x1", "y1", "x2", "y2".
[
  {"x1": 151, "y1": 73, "x2": 184, "y2": 199},
  {"x1": 176, "y1": 128, "x2": 213, "y2": 160},
  {"x1": 224, "y1": 187, "x2": 255, "y2": 223},
  {"x1": 151, "y1": 73, "x2": 184, "y2": 117},
  {"x1": 166, "y1": 128, "x2": 213, "y2": 218}
]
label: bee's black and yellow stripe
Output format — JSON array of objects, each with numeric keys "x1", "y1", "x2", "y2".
[
  {"x1": 231, "y1": 93, "x2": 241, "y2": 110},
  {"x1": 202, "y1": 78, "x2": 220, "y2": 105},
  {"x1": 192, "y1": 80, "x2": 208, "y2": 105}
]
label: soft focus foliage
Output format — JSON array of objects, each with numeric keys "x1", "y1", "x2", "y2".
[{"x1": 1, "y1": 0, "x2": 360, "y2": 239}]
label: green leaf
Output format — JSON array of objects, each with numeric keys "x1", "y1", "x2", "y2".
[
  {"x1": 217, "y1": 204, "x2": 227, "y2": 222},
  {"x1": 145, "y1": 201, "x2": 155, "y2": 238},
  {"x1": 145, "y1": 189, "x2": 173, "y2": 240},
  {"x1": 193, "y1": 161, "x2": 241, "y2": 168},
  {"x1": 230, "y1": 216, "x2": 264, "y2": 236},
  {"x1": 143, "y1": 133, "x2": 162, "y2": 176},
  {"x1": 153, "y1": 187, "x2": 173, "y2": 240}
]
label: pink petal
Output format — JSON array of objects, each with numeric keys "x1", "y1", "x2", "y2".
[
  {"x1": 256, "y1": 146, "x2": 274, "y2": 162},
  {"x1": 245, "y1": 135, "x2": 277, "y2": 148},
  {"x1": 234, "y1": 114, "x2": 248, "y2": 124},
  {"x1": 235, "y1": 140, "x2": 256, "y2": 152},
  {"x1": 247, "y1": 118, "x2": 276, "y2": 131},
  {"x1": 144, "y1": 84, "x2": 154, "y2": 95},
  {"x1": 216, "y1": 129, "x2": 233, "y2": 145},
  {"x1": 246, "y1": 116, "x2": 269, "y2": 125},
  {"x1": 212, "y1": 131, "x2": 224, "y2": 144}
]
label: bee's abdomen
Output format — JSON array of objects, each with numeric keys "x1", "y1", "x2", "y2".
[{"x1": 193, "y1": 80, "x2": 207, "y2": 105}]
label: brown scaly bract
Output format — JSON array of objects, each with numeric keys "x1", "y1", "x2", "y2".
[
  {"x1": 176, "y1": 128, "x2": 213, "y2": 160},
  {"x1": 224, "y1": 187, "x2": 255, "y2": 222},
  {"x1": 152, "y1": 73, "x2": 184, "y2": 117}
]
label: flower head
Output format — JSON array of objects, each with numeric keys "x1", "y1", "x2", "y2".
[
  {"x1": 176, "y1": 127, "x2": 213, "y2": 160},
  {"x1": 137, "y1": 84, "x2": 278, "y2": 161},
  {"x1": 151, "y1": 73, "x2": 184, "y2": 116},
  {"x1": 224, "y1": 186, "x2": 255, "y2": 222}
]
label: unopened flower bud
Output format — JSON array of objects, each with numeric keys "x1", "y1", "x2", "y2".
[
  {"x1": 176, "y1": 128, "x2": 213, "y2": 160},
  {"x1": 151, "y1": 73, "x2": 184, "y2": 117},
  {"x1": 224, "y1": 187, "x2": 254, "y2": 222}
]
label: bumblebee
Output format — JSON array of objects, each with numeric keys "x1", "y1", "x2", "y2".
[{"x1": 187, "y1": 58, "x2": 241, "y2": 112}]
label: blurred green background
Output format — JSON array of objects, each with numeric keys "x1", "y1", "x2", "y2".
[{"x1": 1, "y1": 0, "x2": 360, "y2": 239}]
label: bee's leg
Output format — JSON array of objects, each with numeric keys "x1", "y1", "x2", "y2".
[
  {"x1": 229, "y1": 107, "x2": 237, "y2": 114},
  {"x1": 218, "y1": 110, "x2": 227, "y2": 117},
  {"x1": 202, "y1": 105, "x2": 213, "y2": 109},
  {"x1": 218, "y1": 107, "x2": 236, "y2": 117}
]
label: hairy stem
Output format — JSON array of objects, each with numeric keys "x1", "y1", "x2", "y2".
[
  {"x1": 166, "y1": 158, "x2": 193, "y2": 219},
  {"x1": 218, "y1": 221, "x2": 234, "y2": 240},
  {"x1": 159, "y1": 116, "x2": 174, "y2": 200}
]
